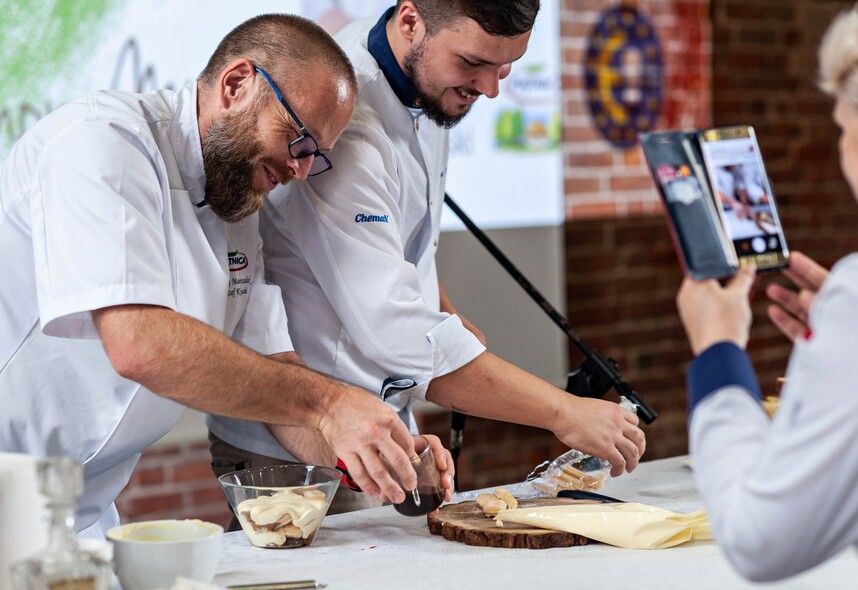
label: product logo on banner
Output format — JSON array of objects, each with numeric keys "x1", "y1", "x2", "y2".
[
  {"x1": 495, "y1": 64, "x2": 561, "y2": 153},
  {"x1": 584, "y1": 5, "x2": 664, "y2": 149}
]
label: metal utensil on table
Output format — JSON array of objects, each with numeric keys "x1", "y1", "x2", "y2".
[
  {"x1": 227, "y1": 581, "x2": 327, "y2": 590},
  {"x1": 557, "y1": 489, "x2": 625, "y2": 503}
]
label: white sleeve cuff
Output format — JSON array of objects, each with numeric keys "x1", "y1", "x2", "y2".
[
  {"x1": 424, "y1": 313, "x2": 486, "y2": 389},
  {"x1": 382, "y1": 314, "x2": 485, "y2": 403}
]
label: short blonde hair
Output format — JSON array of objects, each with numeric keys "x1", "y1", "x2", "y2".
[{"x1": 819, "y1": 4, "x2": 858, "y2": 108}]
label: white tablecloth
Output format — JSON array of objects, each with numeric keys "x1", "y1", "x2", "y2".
[{"x1": 214, "y1": 456, "x2": 858, "y2": 589}]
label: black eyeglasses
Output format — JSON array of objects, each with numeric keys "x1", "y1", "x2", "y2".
[{"x1": 254, "y1": 65, "x2": 332, "y2": 176}]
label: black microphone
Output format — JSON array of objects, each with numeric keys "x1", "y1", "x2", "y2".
[{"x1": 450, "y1": 411, "x2": 466, "y2": 491}]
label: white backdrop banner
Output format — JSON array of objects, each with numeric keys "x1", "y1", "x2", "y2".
[{"x1": 0, "y1": 0, "x2": 561, "y2": 230}]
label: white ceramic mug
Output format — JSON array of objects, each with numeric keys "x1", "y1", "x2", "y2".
[{"x1": 0, "y1": 453, "x2": 48, "y2": 590}]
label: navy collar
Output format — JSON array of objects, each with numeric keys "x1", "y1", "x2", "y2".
[{"x1": 368, "y1": 7, "x2": 422, "y2": 109}]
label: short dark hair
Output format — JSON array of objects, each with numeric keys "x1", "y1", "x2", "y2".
[
  {"x1": 398, "y1": 0, "x2": 540, "y2": 37},
  {"x1": 199, "y1": 14, "x2": 356, "y2": 97}
]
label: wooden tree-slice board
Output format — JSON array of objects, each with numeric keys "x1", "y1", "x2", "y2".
[{"x1": 427, "y1": 498, "x2": 598, "y2": 550}]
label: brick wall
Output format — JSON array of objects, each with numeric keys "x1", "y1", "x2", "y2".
[
  {"x1": 563, "y1": 0, "x2": 711, "y2": 218},
  {"x1": 116, "y1": 0, "x2": 858, "y2": 524},
  {"x1": 115, "y1": 440, "x2": 233, "y2": 529},
  {"x1": 560, "y1": 0, "x2": 858, "y2": 465},
  {"x1": 436, "y1": 0, "x2": 858, "y2": 482},
  {"x1": 709, "y1": 0, "x2": 858, "y2": 374},
  {"x1": 712, "y1": 0, "x2": 858, "y2": 266}
]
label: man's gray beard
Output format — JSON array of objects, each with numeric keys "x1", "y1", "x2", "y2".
[
  {"x1": 201, "y1": 107, "x2": 267, "y2": 224},
  {"x1": 404, "y1": 40, "x2": 470, "y2": 130}
]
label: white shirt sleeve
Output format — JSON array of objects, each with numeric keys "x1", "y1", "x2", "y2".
[
  {"x1": 32, "y1": 116, "x2": 176, "y2": 338},
  {"x1": 689, "y1": 255, "x2": 858, "y2": 582},
  {"x1": 262, "y1": 119, "x2": 485, "y2": 398}
]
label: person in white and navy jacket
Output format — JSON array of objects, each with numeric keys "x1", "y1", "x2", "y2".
[{"x1": 207, "y1": 0, "x2": 646, "y2": 517}]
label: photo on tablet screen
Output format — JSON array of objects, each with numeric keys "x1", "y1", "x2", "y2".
[{"x1": 698, "y1": 126, "x2": 789, "y2": 271}]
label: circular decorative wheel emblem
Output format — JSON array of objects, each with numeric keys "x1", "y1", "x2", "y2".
[{"x1": 584, "y1": 6, "x2": 664, "y2": 149}]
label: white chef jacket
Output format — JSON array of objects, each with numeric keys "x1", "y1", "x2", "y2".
[
  {"x1": 206, "y1": 10, "x2": 485, "y2": 461},
  {"x1": 687, "y1": 254, "x2": 858, "y2": 582},
  {"x1": 0, "y1": 84, "x2": 293, "y2": 538}
]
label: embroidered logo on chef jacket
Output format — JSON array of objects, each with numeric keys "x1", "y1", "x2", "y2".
[
  {"x1": 354, "y1": 213, "x2": 389, "y2": 223},
  {"x1": 227, "y1": 250, "x2": 251, "y2": 300},
  {"x1": 228, "y1": 251, "x2": 248, "y2": 271}
]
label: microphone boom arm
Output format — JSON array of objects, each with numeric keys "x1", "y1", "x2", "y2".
[{"x1": 443, "y1": 192, "x2": 657, "y2": 425}]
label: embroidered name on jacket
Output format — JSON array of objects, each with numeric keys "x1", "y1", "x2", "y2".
[{"x1": 354, "y1": 213, "x2": 389, "y2": 223}]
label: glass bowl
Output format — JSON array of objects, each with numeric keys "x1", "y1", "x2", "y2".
[{"x1": 218, "y1": 464, "x2": 341, "y2": 548}]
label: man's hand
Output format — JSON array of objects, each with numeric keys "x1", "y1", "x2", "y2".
[
  {"x1": 268, "y1": 427, "x2": 454, "y2": 506},
  {"x1": 91, "y1": 305, "x2": 419, "y2": 501},
  {"x1": 551, "y1": 398, "x2": 645, "y2": 477},
  {"x1": 316, "y1": 387, "x2": 417, "y2": 504},
  {"x1": 766, "y1": 251, "x2": 828, "y2": 341},
  {"x1": 264, "y1": 353, "x2": 422, "y2": 503},
  {"x1": 428, "y1": 350, "x2": 647, "y2": 480},
  {"x1": 676, "y1": 263, "x2": 756, "y2": 356}
]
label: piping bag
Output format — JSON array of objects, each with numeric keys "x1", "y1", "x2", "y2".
[{"x1": 495, "y1": 502, "x2": 712, "y2": 549}]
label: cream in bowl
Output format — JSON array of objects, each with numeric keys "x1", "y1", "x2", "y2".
[
  {"x1": 219, "y1": 464, "x2": 341, "y2": 549},
  {"x1": 236, "y1": 486, "x2": 328, "y2": 547}
]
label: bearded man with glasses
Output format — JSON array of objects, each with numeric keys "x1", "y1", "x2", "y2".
[{"x1": 0, "y1": 13, "x2": 435, "y2": 539}]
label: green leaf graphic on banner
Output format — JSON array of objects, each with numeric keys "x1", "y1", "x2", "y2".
[
  {"x1": 0, "y1": 0, "x2": 118, "y2": 149},
  {"x1": 496, "y1": 110, "x2": 524, "y2": 148}
]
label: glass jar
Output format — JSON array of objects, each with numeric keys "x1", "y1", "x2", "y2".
[{"x1": 11, "y1": 457, "x2": 110, "y2": 590}]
